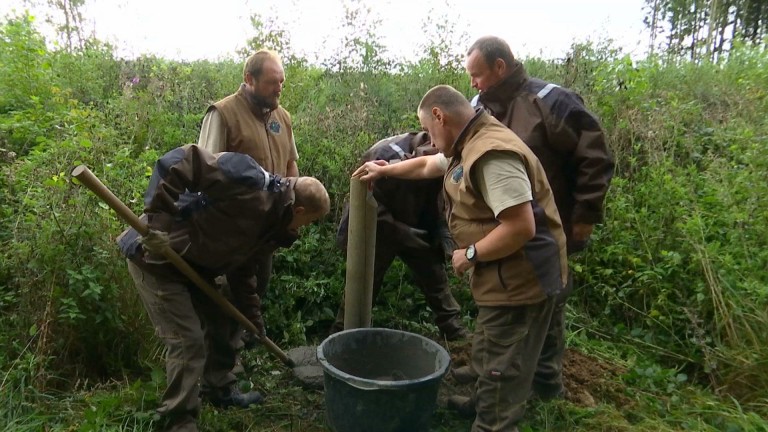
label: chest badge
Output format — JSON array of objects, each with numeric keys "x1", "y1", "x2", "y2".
[
  {"x1": 450, "y1": 166, "x2": 464, "y2": 184},
  {"x1": 268, "y1": 120, "x2": 282, "y2": 134}
]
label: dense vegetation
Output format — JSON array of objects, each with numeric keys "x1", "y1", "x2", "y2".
[{"x1": 1, "y1": 3, "x2": 766, "y2": 431}]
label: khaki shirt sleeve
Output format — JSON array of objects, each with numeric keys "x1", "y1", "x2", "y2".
[
  {"x1": 473, "y1": 151, "x2": 532, "y2": 217},
  {"x1": 197, "y1": 109, "x2": 227, "y2": 153},
  {"x1": 435, "y1": 153, "x2": 450, "y2": 171}
]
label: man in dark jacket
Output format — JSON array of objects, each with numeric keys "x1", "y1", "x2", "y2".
[
  {"x1": 197, "y1": 49, "x2": 299, "y2": 355},
  {"x1": 330, "y1": 132, "x2": 467, "y2": 340},
  {"x1": 457, "y1": 35, "x2": 615, "y2": 400},
  {"x1": 118, "y1": 145, "x2": 329, "y2": 432}
]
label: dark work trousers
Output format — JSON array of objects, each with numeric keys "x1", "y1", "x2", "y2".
[
  {"x1": 459, "y1": 275, "x2": 572, "y2": 404},
  {"x1": 227, "y1": 252, "x2": 273, "y2": 352},
  {"x1": 127, "y1": 260, "x2": 237, "y2": 430},
  {"x1": 470, "y1": 298, "x2": 556, "y2": 432},
  {"x1": 332, "y1": 240, "x2": 462, "y2": 334},
  {"x1": 532, "y1": 273, "x2": 573, "y2": 397}
]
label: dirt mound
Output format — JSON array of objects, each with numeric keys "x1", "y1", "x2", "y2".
[
  {"x1": 562, "y1": 348, "x2": 629, "y2": 407},
  {"x1": 440, "y1": 341, "x2": 629, "y2": 409}
]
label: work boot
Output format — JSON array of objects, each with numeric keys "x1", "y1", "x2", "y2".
[
  {"x1": 439, "y1": 323, "x2": 469, "y2": 341},
  {"x1": 451, "y1": 365, "x2": 477, "y2": 385},
  {"x1": 206, "y1": 384, "x2": 264, "y2": 409},
  {"x1": 530, "y1": 383, "x2": 568, "y2": 402},
  {"x1": 446, "y1": 395, "x2": 476, "y2": 418}
]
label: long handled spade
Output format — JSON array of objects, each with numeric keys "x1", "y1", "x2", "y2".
[{"x1": 71, "y1": 165, "x2": 295, "y2": 368}]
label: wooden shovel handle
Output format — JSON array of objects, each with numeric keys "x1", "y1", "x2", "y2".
[{"x1": 71, "y1": 165, "x2": 295, "y2": 368}]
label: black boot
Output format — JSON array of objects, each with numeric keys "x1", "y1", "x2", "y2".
[
  {"x1": 439, "y1": 322, "x2": 469, "y2": 341},
  {"x1": 206, "y1": 384, "x2": 264, "y2": 409}
]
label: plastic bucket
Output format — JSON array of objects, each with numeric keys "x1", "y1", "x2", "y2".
[{"x1": 317, "y1": 328, "x2": 451, "y2": 432}]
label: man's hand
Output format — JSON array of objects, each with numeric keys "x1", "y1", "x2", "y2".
[
  {"x1": 568, "y1": 223, "x2": 594, "y2": 254},
  {"x1": 405, "y1": 227, "x2": 430, "y2": 249},
  {"x1": 437, "y1": 224, "x2": 457, "y2": 259},
  {"x1": 249, "y1": 309, "x2": 266, "y2": 339},
  {"x1": 240, "y1": 293, "x2": 265, "y2": 338},
  {"x1": 139, "y1": 229, "x2": 169, "y2": 254},
  {"x1": 352, "y1": 160, "x2": 388, "y2": 181},
  {"x1": 451, "y1": 248, "x2": 474, "y2": 277},
  {"x1": 571, "y1": 223, "x2": 594, "y2": 241}
]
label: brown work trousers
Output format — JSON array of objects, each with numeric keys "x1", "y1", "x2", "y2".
[
  {"x1": 332, "y1": 241, "x2": 462, "y2": 334},
  {"x1": 470, "y1": 297, "x2": 556, "y2": 432},
  {"x1": 127, "y1": 260, "x2": 237, "y2": 431}
]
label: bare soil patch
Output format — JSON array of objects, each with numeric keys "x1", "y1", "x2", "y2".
[{"x1": 439, "y1": 340, "x2": 629, "y2": 409}]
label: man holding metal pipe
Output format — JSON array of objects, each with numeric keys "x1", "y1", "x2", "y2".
[
  {"x1": 330, "y1": 132, "x2": 467, "y2": 340},
  {"x1": 117, "y1": 144, "x2": 329, "y2": 432},
  {"x1": 354, "y1": 85, "x2": 567, "y2": 432}
]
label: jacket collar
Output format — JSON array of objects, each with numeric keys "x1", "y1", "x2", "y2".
[
  {"x1": 450, "y1": 109, "x2": 489, "y2": 162},
  {"x1": 477, "y1": 59, "x2": 528, "y2": 115}
]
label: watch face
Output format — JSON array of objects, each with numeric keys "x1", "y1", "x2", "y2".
[{"x1": 466, "y1": 245, "x2": 475, "y2": 260}]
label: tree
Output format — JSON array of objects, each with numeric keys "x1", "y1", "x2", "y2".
[
  {"x1": 239, "y1": 12, "x2": 299, "y2": 64},
  {"x1": 644, "y1": 0, "x2": 768, "y2": 61}
]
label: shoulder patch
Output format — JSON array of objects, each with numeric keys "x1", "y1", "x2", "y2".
[
  {"x1": 268, "y1": 120, "x2": 282, "y2": 134},
  {"x1": 450, "y1": 165, "x2": 464, "y2": 184}
]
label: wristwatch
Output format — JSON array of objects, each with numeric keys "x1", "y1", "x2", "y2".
[{"x1": 465, "y1": 244, "x2": 477, "y2": 262}]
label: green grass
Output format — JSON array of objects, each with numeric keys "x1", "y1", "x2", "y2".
[{"x1": 3, "y1": 326, "x2": 766, "y2": 432}]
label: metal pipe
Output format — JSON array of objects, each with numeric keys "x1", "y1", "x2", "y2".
[{"x1": 343, "y1": 178, "x2": 377, "y2": 329}]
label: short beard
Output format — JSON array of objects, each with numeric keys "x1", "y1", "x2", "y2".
[{"x1": 245, "y1": 89, "x2": 278, "y2": 111}]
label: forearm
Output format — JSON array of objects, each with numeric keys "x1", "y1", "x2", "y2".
[
  {"x1": 286, "y1": 159, "x2": 299, "y2": 177},
  {"x1": 382, "y1": 157, "x2": 426, "y2": 179},
  {"x1": 451, "y1": 203, "x2": 535, "y2": 276},
  {"x1": 474, "y1": 219, "x2": 534, "y2": 262},
  {"x1": 375, "y1": 154, "x2": 443, "y2": 180}
]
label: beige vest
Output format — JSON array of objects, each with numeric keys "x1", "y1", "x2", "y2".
[
  {"x1": 211, "y1": 85, "x2": 294, "y2": 176},
  {"x1": 444, "y1": 113, "x2": 568, "y2": 306}
]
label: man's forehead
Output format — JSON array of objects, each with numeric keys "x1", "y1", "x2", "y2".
[
  {"x1": 263, "y1": 60, "x2": 284, "y2": 74},
  {"x1": 466, "y1": 51, "x2": 486, "y2": 70}
]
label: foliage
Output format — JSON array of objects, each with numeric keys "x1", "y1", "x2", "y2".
[
  {"x1": 644, "y1": 0, "x2": 768, "y2": 60},
  {"x1": 0, "y1": 14, "x2": 53, "y2": 116},
  {"x1": 1, "y1": 3, "x2": 768, "y2": 430},
  {"x1": 573, "y1": 44, "x2": 768, "y2": 402}
]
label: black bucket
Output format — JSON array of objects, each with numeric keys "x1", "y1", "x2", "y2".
[{"x1": 317, "y1": 328, "x2": 451, "y2": 432}]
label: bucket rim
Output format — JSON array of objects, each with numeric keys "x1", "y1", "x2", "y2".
[{"x1": 316, "y1": 327, "x2": 450, "y2": 391}]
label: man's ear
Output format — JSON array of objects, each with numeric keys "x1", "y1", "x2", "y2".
[
  {"x1": 245, "y1": 72, "x2": 255, "y2": 86},
  {"x1": 431, "y1": 107, "x2": 444, "y2": 124},
  {"x1": 293, "y1": 206, "x2": 306, "y2": 216},
  {"x1": 494, "y1": 58, "x2": 506, "y2": 75}
]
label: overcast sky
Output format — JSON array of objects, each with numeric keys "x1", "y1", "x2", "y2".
[{"x1": 1, "y1": 0, "x2": 649, "y2": 62}]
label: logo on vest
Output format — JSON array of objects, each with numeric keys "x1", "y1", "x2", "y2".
[
  {"x1": 450, "y1": 166, "x2": 463, "y2": 184},
  {"x1": 268, "y1": 120, "x2": 282, "y2": 134}
]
